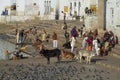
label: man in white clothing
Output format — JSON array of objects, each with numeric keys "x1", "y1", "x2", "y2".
[
  {"x1": 93, "y1": 38, "x2": 100, "y2": 55},
  {"x1": 70, "y1": 36, "x2": 76, "y2": 52},
  {"x1": 81, "y1": 36, "x2": 88, "y2": 49}
]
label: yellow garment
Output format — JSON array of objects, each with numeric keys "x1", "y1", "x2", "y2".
[
  {"x1": 105, "y1": 41, "x2": 109, "y2": 49},
  {"x1": 19, "y1": 46, "x2": 28, "y2": 51},
  {"x1": 42, "y1": 33, "x2": 47, "y2": 41}
]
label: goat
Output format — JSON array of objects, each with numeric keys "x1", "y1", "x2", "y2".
[{"x1": 79, "y1": 50, "x2": 95, "y2": 64}]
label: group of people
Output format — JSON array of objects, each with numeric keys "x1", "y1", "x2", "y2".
[
  {"x1": 62, "y1": 22, "x2": 79, "y2": 52},
  {"x1": 85, "y1": 7, "x2": 96, "y2": 15},
  {"x1": 62, "y1": 22, "x2": 118, "y2": 57},
  {"x1": 15, "y1": 26, "x2": 59, "y2": 50},
  {"x1": 13, "y1": 21, "x2": 118, "y2": 60},
  {"x1": 81, "y1": 29, "x2": 118, "y2": 56},
  {"x1": 16, "y1": 27, "x2": 37, "y2": 43}
]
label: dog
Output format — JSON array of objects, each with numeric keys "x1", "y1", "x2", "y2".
[
  {"x1": 39, "y1": 48, "x2": 61, "y2": 64},
  {"x1": 79, "y1": 50, "x2": 95, "y2": 64},
  {"x1": 61, "y1": 49, "x2": 77, "y2": 60}
]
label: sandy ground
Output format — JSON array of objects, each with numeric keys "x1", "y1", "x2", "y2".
[{"x1": 0, "y1": 20, "x2": 120, "y2": 80}]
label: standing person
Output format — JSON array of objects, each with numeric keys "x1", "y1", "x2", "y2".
[
  {"x1": 70, "y1": 36, "x2": 76, "y2": 52},
  {"x1": 61, "y1": 11, "x2": 66, "y2": 23},
  {"x1": 81, "y1": 36, "x2": 88, "y2": 49},
  {"x1": 85, "y1": 36, "x2": 93, "y2": 51},
  {"x1": 80, "y1": 27, "x2": 83, "y2": 37},
  {"x1": 70, "y1": 26, "x2": 78, "y2": 38},
  {"x1": 16, "y1": 29, "x2": 19, "y2": 43},
  {"x1": 93, "y1": 29, "x2": 98, "y2": 37},
  {"x1": 64, "y1": 30, "x2": 69, "y2": 43},
  {"x1": 32, "y1": 27, "x2": 37, "y2": 36},
  {"x1": 19, "y1": 29, "x2": 24, "y2": 43},
  {"x1": 23, "y1": 28, "x2": 30, "y2": 42},
  {"x1": 41, "y1": 30, "x2": 47, "y2": 42},
  {"x1": 64, "y1": 13, "x2": 66, "y2": 22},
  {"x1": 37, "y1": 40, "x2": 44, "y2": 51},
  {"x1": 115, "y1": 35, "x2": 118, "y2": 44},
  {"x1": 78, "y1": 27, "x2": 83, "y2": 37},
  {"x1": 52, "y1": 32, "x2": 58, "y2": 48},
  {"x1": 93, "y1": 37, "x2": 100, "y2": 55},
  {"x1": 63, "y1": 22, "x2": 67, "y2": 31}
]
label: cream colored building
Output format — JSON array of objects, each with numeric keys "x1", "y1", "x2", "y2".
[
  {"x1": 106, "y1": 0, "x2": 120, "y2": 36},
  {"x1": 0, "y1": 0, "x2": 98, "y2": 22}
]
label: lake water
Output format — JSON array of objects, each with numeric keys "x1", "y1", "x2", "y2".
[{"x1": 0, "y1": 39, "x2": 16, "y2": 60}]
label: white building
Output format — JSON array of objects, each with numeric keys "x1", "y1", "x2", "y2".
[
  {"x1": 0, "y1": 0, "x2": 11, "y2": 15},
  {"x1": 0, "y1": 0, "x2": 98, "y2": 22},
  {"x1": 106, "y1": 0, "x2": 120, "y2": 36}
]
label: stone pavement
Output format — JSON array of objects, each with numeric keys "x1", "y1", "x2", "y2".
[{"x1": 96, "y1": 43, "x2": 120, "y2": 71}]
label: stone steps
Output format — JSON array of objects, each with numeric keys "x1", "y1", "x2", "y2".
[
  {"x1": 95, "y1": 56, "x2": 120, "y2": 71},
  {"x1": 109, "y1": 44, "x2": 120, "y2": 59},
  {"x1": 4, "y1": 20, "x2": 84, "y2": 57}
]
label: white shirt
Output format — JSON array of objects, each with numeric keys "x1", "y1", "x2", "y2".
[
  {"x1": 93, "y1": 39, "x2": 98, "y2": 49},
  {"x1": 71, "y1": 37, "x2": 76, "y2": 47}
]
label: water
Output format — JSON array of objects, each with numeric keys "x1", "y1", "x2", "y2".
[{"x1": 0, "y1": 39, "x2": 16, "y2": 60}]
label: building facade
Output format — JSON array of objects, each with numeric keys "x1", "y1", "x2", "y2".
[
  {"x1": 0, "y1": 0, "x2": 98, "y2": 20},
  {"x1": 106, "y1": 0, "x2": 120, "y2": 36}
]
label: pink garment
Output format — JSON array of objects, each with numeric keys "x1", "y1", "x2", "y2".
[{"x1": 86, "y1": 38, "x2": 92, "y2": 45}]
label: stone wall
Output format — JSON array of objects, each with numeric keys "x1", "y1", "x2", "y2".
[
  {"x1": 97, "y1": 0, "x2": 104, "y2": 30},
  {"x1": 85, "y1": 15, "x2": 98, "y2": 30},
  {"x1": 0, "y1": 16, "x2": 36, "y2": 23}
]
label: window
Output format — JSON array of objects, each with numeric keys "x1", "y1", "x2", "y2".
[
  {"x1": 11, "y1": 0, "x2": 16, "y2": 10},
  {"x1": 44, "y1": 0, "x2": 51, "y2": 15},
  {"x1": 74, "y1": 2, "x2": 76, "y2": 7},
  {"x1": 74, "y1": 2, "x2": 77, "y2": 15},
  {"x1": 11, "y1": 3, "x2": 16, "y2": 10},
  {"x1": 70, "y1": 2, "x2": 72, "y2": 16},
  {"x1": 78, "y1": 2, "x2": 81, "y2": 16},
  {"x1": 70, "y1": 2, "x2": 72, "y2": 10}
]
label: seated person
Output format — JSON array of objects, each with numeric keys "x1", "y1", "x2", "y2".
[{"x1": 13, "y1": 50, "x2": 23, "y2": 59}]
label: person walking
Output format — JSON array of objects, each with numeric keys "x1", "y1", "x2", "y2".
[{"x1": 52, "y1": 32, "x2": 58, "y2": 48}]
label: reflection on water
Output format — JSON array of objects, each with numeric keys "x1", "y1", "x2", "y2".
[{"x1": 0, "y1": 39, "x2": 15, "y2": 60}]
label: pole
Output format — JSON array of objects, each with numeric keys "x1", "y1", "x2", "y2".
[
  {"x1": 104, "y1": 0, "x2": 107, "y2": 30},
  {"x1": 55, "y1": 0, "x2": 59, "y2": 20}
]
